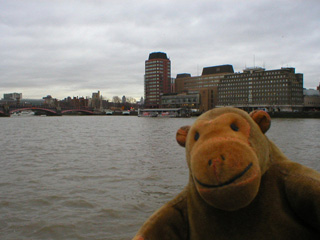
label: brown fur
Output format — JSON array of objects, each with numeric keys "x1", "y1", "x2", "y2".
[{"x1": 133, "y1": 107, "x2": 320, "y2": 239}]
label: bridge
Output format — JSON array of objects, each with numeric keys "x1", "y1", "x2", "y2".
[{"x1": 0, "y1": 105, "x2": 100, "y2": 117}]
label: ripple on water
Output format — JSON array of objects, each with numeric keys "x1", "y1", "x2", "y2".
[
  {"x1": 0, "y1": 116, "x2": 318, "y2": 240},
  {"x1": 61, "y1": 199, "x2": 96, "y2": 209},
  {"x1": 32, "y1": 223, "x2": 79, "y2": 239}
]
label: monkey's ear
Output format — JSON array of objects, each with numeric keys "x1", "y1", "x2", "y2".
[
  {"x1": 176, "y1": 126, "x2": 190, "y2": 147},
  {"x1": 249, "y1": 110, "x2": 271, "y2": 134}
]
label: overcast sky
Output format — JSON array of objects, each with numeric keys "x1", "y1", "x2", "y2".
[{"x1": 1, "y1": 0, "x2": 319, "y2": 100}]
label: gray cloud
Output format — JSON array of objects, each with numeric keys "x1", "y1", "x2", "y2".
[{"x1": 1, "y1": 0, "x2": 319, "y2": 100}]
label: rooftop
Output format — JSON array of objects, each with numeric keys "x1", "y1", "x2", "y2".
[
  {"x1": 304, "y1": 89, "x2": 320, "y2": 96},
  {"x1": 202, "y1": 65, "x2": 234, "y2": 75},
  {"x1": 148, "y1": 52, "x2": 168, "y2": 60}
]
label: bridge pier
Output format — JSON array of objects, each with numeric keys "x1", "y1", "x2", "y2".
[
  {"x1": 56, "y1": 107, "x2": 62, "y2": 116},
  {"x1": 1, "y1": 105, "x2": 10, "y2": 117}
]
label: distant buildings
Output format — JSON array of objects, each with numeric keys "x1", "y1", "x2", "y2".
[
  {"x1": 174, "y1": 65, "x2": 234, "y2": 112},
  {"x1": 1, "y1": 54, "x2": 319, "y2": 113},
  {"x1": 143, "y1": 51, "x2": 320, "y2": 112},
  {"x1": 61, "y1": 96, "x2": 89, "y2": 109},
  {"x1": 217, "y1": 67, "x2": 304, "y2": 112},
  {"x1": 122, "y1": 95, "x2": 126, "y2": 104},
  {"x1": 91, "y1": 91, "x2": 102, "y2": 110},
  {"x1": 173, "y1": 65, "x2": 305, "y2": 112},
  {"x1": 0, "y1": 93, "x2": 45, "y2": 106},
  {"x1": 144, "y1": 52, "x2": 171, "y2": 108},
  {"x1": 303, "y1": 88, "x2": 320, "y2": 110},
  {"x1": 43, "y1": 95, "x2": 57, "y2": 107},
  {"x1": 161, "y1": 92, "x2": 200, "y2": 109},
  {"x1": 3, "y1": 92, "x2": 22, "y2": 101}
]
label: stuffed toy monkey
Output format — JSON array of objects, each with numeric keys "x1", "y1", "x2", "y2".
[{"x1": 133, "y1": 107, "x2": 320, "y2": 240}]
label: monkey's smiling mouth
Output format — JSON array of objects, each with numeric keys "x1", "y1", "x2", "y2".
[{"x1": 195, "y1": 162, "x2": 253, "y2": 188}]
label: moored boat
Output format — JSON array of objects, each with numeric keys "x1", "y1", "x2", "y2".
[{"x1": 138, "y1": 108, "x2": 190, "y2": 118}]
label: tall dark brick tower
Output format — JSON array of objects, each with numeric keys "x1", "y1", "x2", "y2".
[{"x1": 144, "y1": 52, "x2": 171, "y2": 108}]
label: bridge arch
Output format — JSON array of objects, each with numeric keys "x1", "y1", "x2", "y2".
[
  {"x1": 10, "y1": 107, "x2": 58, "y2": 115},
  {"x1": 61, "y1": 109, "x2": 95, "y2": 115}
]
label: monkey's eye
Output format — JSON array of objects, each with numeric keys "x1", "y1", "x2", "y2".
[
  {"x1": 194, "y1": 131, "x2": 200, "y2": 141},
  {"x1": 230, "y1": 123, "x2": 239, "y2": 132}
]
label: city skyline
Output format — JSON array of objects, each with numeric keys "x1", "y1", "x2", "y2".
[{"x1": 1, "y1": 1, "x2": 320, "y2": 100}]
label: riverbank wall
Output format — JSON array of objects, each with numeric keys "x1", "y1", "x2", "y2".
[{"x1": 268, "y1": 111, "x2": 320, "y2": 118}]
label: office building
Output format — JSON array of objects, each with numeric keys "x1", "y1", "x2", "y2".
[
  {"x1": 144, "y1": 52, "x2": 171, "y2": 108},
  {"x1": 217, "y1": 67, "x2": 304, "y2": 111},
  {"x1": 161, "y1": 92, "x2": 200, "y2": 109},
  {"x1": 303, "y1": 89, "x2": 320, "y2": 110},
  {"x1": 175, "y1": 65, "x2": 234, "y2": 112},
  {"x1": 3, "y1": 93, "x2": 22, "y2": 100}
]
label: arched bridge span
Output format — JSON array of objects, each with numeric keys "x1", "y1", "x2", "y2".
[
  {"x1": 61, "y1": 109, "x2": 95, "y2": 115},
  {"x1": 1, "y1": 106, "x2": 96, "y2": 116},
  {"x1": 10, "y1": 107, "x2": 58, "y2": 115}
]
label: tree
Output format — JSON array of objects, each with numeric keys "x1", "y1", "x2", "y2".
[
  {"x1": 112, "y1": 96, "x2": 121, "y2": 103},
  {"x1": 126, "y1": 97, "x2": 137, "y2": 104}
]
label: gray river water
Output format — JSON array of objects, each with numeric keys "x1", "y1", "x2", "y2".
[{"x1": 0, "y1": 115, "x2": 319, "y2": 240}]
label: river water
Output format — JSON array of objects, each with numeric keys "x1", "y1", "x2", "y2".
[{"x1": 0, "y1": 115, "x2": 319, "y2": 240}]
